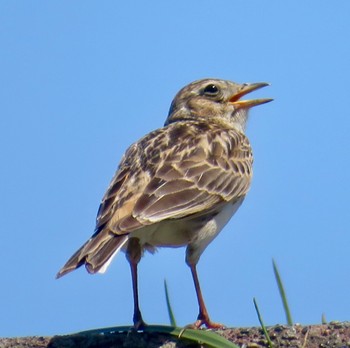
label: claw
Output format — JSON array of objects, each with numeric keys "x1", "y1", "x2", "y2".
[{"x1": 192, "y1": 318, "x2": 225, "y2": 329}]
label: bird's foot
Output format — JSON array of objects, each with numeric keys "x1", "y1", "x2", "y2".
[
  {"x1": 192, "y1": 318, "x2": 225, "y2": 329},
  {"x1": 132, "y1": 310, "x2": 147, "y2": 331},
  {"x1": 132, "y1": 319, "x2": 147, "y2": 331},
  {"x1": 183, "y1": 315, "x2": 225, "y2": 330},
  {"x1": 180, "y1": 319, "x2": 224, "y2": 336}
]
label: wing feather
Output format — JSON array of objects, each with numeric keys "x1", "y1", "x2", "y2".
[{"x1": 97, "y1": 121, "x2": 253, "y2": 231}]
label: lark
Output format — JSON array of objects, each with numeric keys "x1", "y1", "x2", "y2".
[{"x1": 57, "y1": 78, "x2": 272, "y2": 329}]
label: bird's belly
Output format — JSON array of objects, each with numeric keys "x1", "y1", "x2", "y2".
[
  {"x1": 130, "y1": 197, "x2": 245, "y2": 253},
  {"x1": 130, "y1": 220, "x2": 192, "y2": 249}
]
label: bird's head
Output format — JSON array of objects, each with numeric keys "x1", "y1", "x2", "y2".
[{"x1": 165, "y1": 78, "x2": 272, "y2": 132}]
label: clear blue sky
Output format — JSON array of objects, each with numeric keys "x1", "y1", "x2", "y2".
[{"x1": 1, "y1": 1, "x2": 350, "y2": 337}]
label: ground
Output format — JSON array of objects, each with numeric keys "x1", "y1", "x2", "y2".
[{"x1": 1, "y1": 322, "x2": 350, "y2": 348}]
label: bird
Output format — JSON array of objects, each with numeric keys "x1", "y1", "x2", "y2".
[{"x1": 56, "y1": 78, "x2": 272, "y2": 330}]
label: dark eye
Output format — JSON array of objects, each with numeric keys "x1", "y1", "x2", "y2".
[{"x1": 203, "y1": 84, "x2": 219, "y2": 96}]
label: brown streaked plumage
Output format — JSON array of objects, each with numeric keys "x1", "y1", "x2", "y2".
[{"x1": 57, "y1": 78, "x2": 272, "y2": 329}]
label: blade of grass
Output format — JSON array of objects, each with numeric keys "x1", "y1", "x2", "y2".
[
  {"x1": 164, "y1": 279, "x2": 177, "y2": 327},
  {"x1": 74, "y1": 325, "x2": 239, "y2": 348},
  {"x1": 145, "y1": 326, "x2": 239, "y2": 348},
  {"x1": 253, "y1": 298, "x2": 273, "y2": 348},
  {"x1": 272, "y1": 259, "x2": 293, "y2": 325},
  {"x1": 321, "y1": 313, "x2": 327, "y2": 324}
]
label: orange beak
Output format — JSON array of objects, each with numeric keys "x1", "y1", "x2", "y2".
[{"x1": 229, "y1": 82, "x2": 273, "y2": 109}]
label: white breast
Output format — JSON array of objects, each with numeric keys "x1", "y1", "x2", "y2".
[{"x1": 185, "y1": 197, "x2": 245, "y2": 265}]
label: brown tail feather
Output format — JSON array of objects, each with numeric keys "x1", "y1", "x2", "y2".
[
  {"x1": 56, "y1": 230, "x2": 129, "y2": 279},
  {"x1": 56, "y1": 243, "x2": 88, "y2": 278}
]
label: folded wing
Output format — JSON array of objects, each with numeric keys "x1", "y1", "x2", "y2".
[{"x1": 56, "y1": 122, "x2": 253, "y2": 277}]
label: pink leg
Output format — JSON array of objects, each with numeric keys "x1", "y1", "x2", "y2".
[{"x1": 189, "y1": 263, "x2": 225, "y2": 329}]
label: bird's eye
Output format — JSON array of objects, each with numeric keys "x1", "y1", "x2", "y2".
[{"x1": 203, "y1": 84, "x2": 219, "y2": 96}]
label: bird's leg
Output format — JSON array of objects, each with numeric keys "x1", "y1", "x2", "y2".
[
  {"x1": 126, "y1": 237, "x2": 146, "y2": 330},
  {"x1": 189, "y1": 262, "x2": 225, "y2": 329}
]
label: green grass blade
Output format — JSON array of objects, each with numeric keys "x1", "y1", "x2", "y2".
[
  {"x1": 74, "y1": 325, "x2": 239, "y2": 348},
  {"x1": 164, "y1": 279, "x2": 177, "y2": 327},
  {"x1": 272, "y1": 259, "x2": 293, "y2": 325},
  {"x1": 145, "y1": 325, "x2": 239, "y2": 348},
  {"x1": 321, "y1": 313, "x2": 327, "y2": 324},
  {"x1": 253, "y1": 298, "x2": 273, "y2": 348}
]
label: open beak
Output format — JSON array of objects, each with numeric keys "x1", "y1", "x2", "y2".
[{"x1": 229, "y1": 82, "x2": 273, "y2": 109}]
